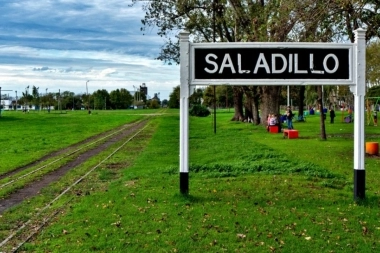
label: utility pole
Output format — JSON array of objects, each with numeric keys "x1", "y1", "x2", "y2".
[
  {"x1": 25, "y1": 86, "x2": 29, "y2": 112},
  {"x1": 46, "y1": 88, "x2": 50, "y2": 113},
  {"x1": 59, "y1": 89, "x2": 62, "y2": 113},
  {"x1": 86, "y1": 80, "x2": 90, "y2": 113},
  {"x1": 37, "y1": 87, "x2": 40, "y2": 111}
]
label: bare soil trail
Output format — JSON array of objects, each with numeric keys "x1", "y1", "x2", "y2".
[{"x1": 0, "y1": 120, "x2": 148, "y2": 213}]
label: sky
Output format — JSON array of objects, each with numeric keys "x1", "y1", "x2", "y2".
[{"x1": 0, "y1": 0, "x2": 180, "y2": 101}]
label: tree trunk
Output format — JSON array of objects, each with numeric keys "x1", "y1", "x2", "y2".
[
  {"x1": 298, "y1": 86, "x2": 305, "y2": 119},
  {"x1": 252, "y1": 89, "x2": 260, "y2": 125},
  {"x1": 231, "y1": 86, "x2": 244, "y2": 121},
  {"x1": 317, "y1": 85, "x2": 327, "y2": 140},
  {"x1": 242, "y1": 86, "x2": 260, "y2": 124},
  {"x1": 260, "y1": 86, "x2": 282, "y2": 126},
  {"x1": 244, "y1": 99, "x2": 253, "y2": 122}
]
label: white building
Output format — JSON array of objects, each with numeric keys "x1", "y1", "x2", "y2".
[{"x1": 1, "y1": 98, "x2": 54, "y2": 111}]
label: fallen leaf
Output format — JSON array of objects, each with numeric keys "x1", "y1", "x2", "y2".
[
  {"x1": 362, "y1": 226, "x2": 368, "y2": 235},
  {"x1": 210, "y1": 240, "x2": 217, "y2": 246}
]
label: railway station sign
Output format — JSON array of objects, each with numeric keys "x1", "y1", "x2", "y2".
[
  {"x1": 180, "y1": 29, "x2": 367, "y2": 201},
  {"x1": 191, "y1": 43, "x2": 354, "y2": 85}
]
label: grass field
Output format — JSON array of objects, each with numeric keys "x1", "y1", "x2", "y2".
[
  {"x1": 2, "y1": 108, "x2": 380, "y2": 252},
  {"x1": 0, "y1": 110, "x2": 146, "y2": 173}
]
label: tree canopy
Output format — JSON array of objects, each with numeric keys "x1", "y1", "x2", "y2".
[{"x1": 137, "y1": 0, "x2": 380, "y2": 134}]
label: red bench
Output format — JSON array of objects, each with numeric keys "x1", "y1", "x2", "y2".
[
  {"x1": 283, "y1": 129, "x2": 299, "y2": 139},
  {"x1": 268, "y1": 125, "x2": 279, "y2": 133}
]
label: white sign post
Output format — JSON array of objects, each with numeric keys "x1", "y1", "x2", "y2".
[
  {"x1": 180, "y1": 29, "x2": 366, "y2": 200},
  {"x1": 351, "y1": 29, "x2": 366, "y2": 200}
]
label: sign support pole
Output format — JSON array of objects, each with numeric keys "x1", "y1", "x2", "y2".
[
  {"x1": 352, "y1": 28, "x2": 366, "y2": 200},
  {"x1": 179, "y1": 31, "x2": 190, "y2": 194}
]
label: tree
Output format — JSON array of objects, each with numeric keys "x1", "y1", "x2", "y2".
[
  {"x1": 367, "y1": 86, "x2": 380, "y2": 98},
  {"x1": 93, "y1": 89, "x2": 110, "y2": 110},
  {"x1": 367, "y1": 41, "x2": 380, "y2": 87},
  {"x1": 149, "y1": 99, "x2": 160, "y2": 109},
  {"x1": 317, "y1": 86, "x2": 327, "y2": 140},
  {"x1": 60, "y1": 91, "x2": 75, "y2": 110},
  {"x1": 168, "y1": 85, "x2": 180, "y2": 108},
  {"x1": 216, "y1": 85, "x2": 233, "y2": 109},
  {"x1": 109, "y1": 89, "x2": 133, "y2": 109},
  {"x1": 133, "y1": 0, "x2": 345, "y2": 125},
  {"x1": 162, "y1": 99, "x2": 169, "y2": 107},
  {"x1": 189, "y1": 88, "x2": 204, "y2": 106},
  {"x1": 202, "y1": 86, "x2": 214, "y2": 108},
  {"x1": 21, "y1": 86, "x2": 33, "y2": 111},
  {"x1": 40, "y1": 92, "x2": 54, "y2": 112},
  {"x1": 242, "y1": 86, "x2": 260, "y2": 124},
  {"x1": 32, "y1": 86, "x2": 40, "y2": 110}
]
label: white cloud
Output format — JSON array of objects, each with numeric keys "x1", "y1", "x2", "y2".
[
  {"x1": 97, "y1": 68, "x2": 117, "y2": 78},
  {"x1": 0, "y1": 0, "x2": 179, "y2": 100}
]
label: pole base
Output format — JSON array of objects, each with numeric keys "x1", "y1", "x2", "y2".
[
  {"x1": 180, "y1": 172, "x2": 189, "y2": 194},
  {"x1": 354, "y1": 169, "x2": 365, "y2": 201}
]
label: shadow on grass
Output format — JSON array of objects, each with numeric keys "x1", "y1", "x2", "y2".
[
  {"x1": 173, "y1": 193, "x2": 221, "y2": 204},
  {"x1": 354, "y1": 194, "x2": 380, "y2": 207},
  {"x1": 0, "y1": 116, "x2": 22, "y2": 122}
]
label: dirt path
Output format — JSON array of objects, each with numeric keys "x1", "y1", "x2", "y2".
[{"x1": 0, "y1": 120, "x2": 147, "y2": 213}]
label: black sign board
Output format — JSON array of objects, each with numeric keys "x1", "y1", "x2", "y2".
[{"x1": 192, "y1": 47, "x2": 351, "y2": 82}]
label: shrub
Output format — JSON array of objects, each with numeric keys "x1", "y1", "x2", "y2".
[{"x1": 189, "y1": 105, "x2": 210, "y2": 117}]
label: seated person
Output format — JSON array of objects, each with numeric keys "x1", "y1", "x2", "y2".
[{"x1": 269, "y1": 114, "x2": 277, "y2": 126}]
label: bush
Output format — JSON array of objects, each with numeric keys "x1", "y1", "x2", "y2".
[{"x1": 189, "y1": 105, "x2": 210, "y2": 117}]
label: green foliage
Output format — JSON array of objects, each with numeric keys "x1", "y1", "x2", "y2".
[
  {"x1": 109, "y1": 88, "x2": 133, "y2": 109},
  {"x1": 149, "y1": 99, "x2": 161, "y2": 109},
  {"x1": 189, "y1": 104, "x2": 210, "y2": 117},
  {"x1": 168, "y1": 85, "x2": 180, "y2": 108},
  {"x1": 366, "y1": 85, "x2": 380, "y2": 99},
  {"x1": 189, "y1": 88, "x2": 204, "y2": 105},
  {"x1": 366, "y1": 41, "x2": 380, "y2": 86},
  {"x1": 92, "y1": 89, "x2": 110, "y2": 110}
]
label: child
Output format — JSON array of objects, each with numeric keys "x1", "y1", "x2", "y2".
[{"x1": 374, "y1": 111, "x2": 378, "y2": 126}]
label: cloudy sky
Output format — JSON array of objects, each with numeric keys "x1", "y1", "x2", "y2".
[{"x1": 0, "y1": 0, "x2": 179, "y2": 100}]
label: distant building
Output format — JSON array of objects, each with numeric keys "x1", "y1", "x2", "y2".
[
  {"x1": 140, "y1": 83, "x2": 148, "y2": 96},
  {"x1": 1, "y1": 97, "x2": 53, "y2": 111},
  {"x1": 152, "y1": 93, "x2": 160, "y2": 101},
  {"x1": 1, "y1": 98, "x2": 13, "y2": 110}
]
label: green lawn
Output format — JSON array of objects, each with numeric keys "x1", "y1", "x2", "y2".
[
  {"x1": 2, "y1": 109, "x2": 380, "y2": 252},
  {"x1": 0, "y1": 110, "x2": 145, "y2": 173}
]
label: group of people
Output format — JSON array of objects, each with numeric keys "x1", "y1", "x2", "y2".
[
  {"x1": 266, "y1": 106, "x2": 364, "y2": 130},
  {"x1": 266, "y1": 106, "x2": 294, "y2": 132},
  {"x1": 266, "y1": 113, "x2": 282, "y2": 132}
]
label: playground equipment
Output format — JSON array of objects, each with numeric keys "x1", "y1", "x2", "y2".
[
  {"x1": 339, "y1": 105, "x2": 354, "y2": 123},
  {"x1": 366, "y1": 97, "x2": 380, "y2": 126}
]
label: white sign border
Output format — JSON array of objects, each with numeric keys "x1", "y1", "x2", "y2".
[{"x1": 190, "y1": 42, "x2": 354, "y2": 86}]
